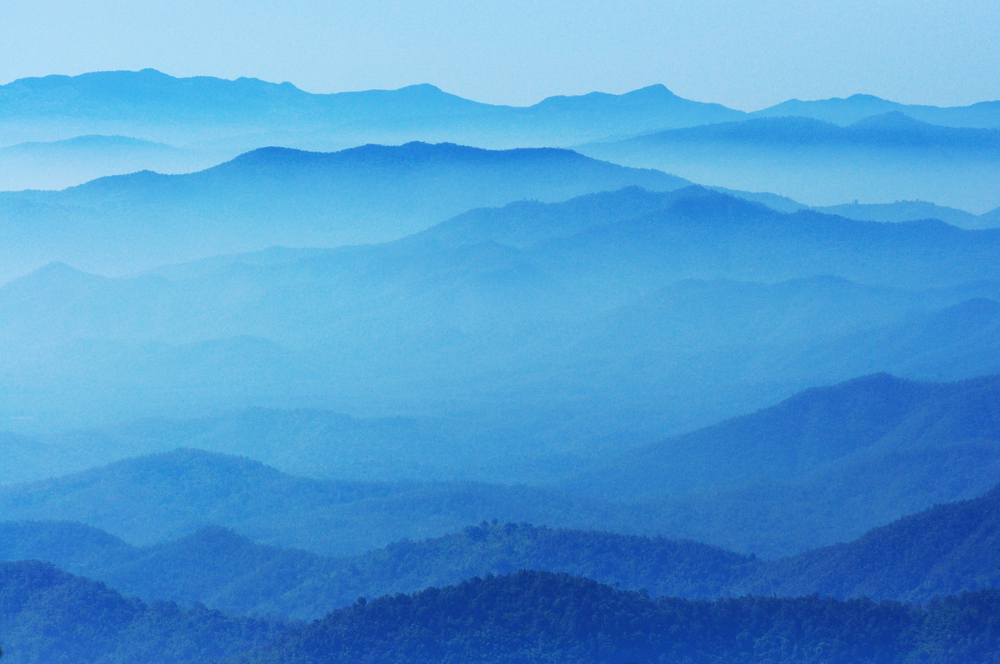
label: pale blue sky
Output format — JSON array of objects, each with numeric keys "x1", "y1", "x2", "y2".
[{"x1": 2, "y1": 0, "x2": 998, "y2": 110}]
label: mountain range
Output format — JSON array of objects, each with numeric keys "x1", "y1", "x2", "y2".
[{"x1": 3, "y1": 186, "x2": 1000, "y2": 449}]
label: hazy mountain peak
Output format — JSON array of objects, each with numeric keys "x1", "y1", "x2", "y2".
[{"x1": 1, "y1": 261, "x2": 105, "y2": 293}]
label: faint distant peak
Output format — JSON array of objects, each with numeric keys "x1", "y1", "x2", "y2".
[{"x1": 0, "y1": 261, "x2": 106, "y2": 294}]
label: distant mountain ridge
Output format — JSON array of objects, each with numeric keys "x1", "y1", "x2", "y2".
[
  {"x1": 754, "y1": 93, "x2": 1000, "y2": 128},
  {"x1": 0, "y1": 143, "x2": 687, "y2": 281},
  {"x1": 580, "y1": 114, "x2": 1000, "y2": 212},
  {"x1": 0, "y1": 134, "x2": 220, "y2": 191},
  {"x1": 0, "y1": 70, "x2": 743, "y2": 150}
]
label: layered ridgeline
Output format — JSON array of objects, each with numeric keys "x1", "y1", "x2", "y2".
[
  {"x1": 7, "y1": 69, "x2": 1000, "y2": 147},
  {"x1": 3, "y1": 186, "x2": 1000, "y2": 450},
  {"x1": 3, "y1": 70, "x2": 998, "y2": 157},
  {"x1": 0, "y1": 144, "x2": 687, "y2": 281},
  {"x1": 231, "y1": 571, "x2": 1000, "y2": 664},
  {"x1": 0, "y1": 560, "x2": 289, "y2": 664},
  {"x1": 2, "y1": 372, "x2": 999, "y2": 559},
  {"x1": 2, "y1": 479, "x2": 998, "y2": 620},
  {"x1": 581, "y1": 113, "x2": 1000, "y2": 212}
]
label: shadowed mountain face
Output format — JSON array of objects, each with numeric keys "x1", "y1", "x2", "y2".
[
  {"x1": 745, "y1": 484, "x2": 1000, "y2": 602},
  {"x1": 0, "y1": 143, "x2": 687, "y2": 281},
  {"x1": 581, "y1": 113, "x2": 1000, "y2": 212},
  {"x1": 556, "y1": 373, "x2": 1000, "y2": 555}
]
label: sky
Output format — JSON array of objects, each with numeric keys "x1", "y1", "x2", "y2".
[{"x1": 2, "y1": 0, "x2": 999, "y2": 110}]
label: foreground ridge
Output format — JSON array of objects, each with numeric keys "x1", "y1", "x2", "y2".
[{"x1": 235, "y1": 570, "x2": 1000, "y2": 664}]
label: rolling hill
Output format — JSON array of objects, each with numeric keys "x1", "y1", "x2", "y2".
[{"x1": 3, "y1": 479, "x2": 1000, "y2": 621}]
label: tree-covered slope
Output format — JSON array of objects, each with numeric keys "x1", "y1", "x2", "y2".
[
  {"x1": 0, "y1": 560, "x2": 289, "y2": 664},
  {"x1": 232, "y1": 570, "x2": 1000, "y2": 664},
  {"x1": 748, "y1": 484, "x2": 1000, "y2": 602},
  {"x1": 0, "y1": 521, "x2": 756, "y2": 620}
]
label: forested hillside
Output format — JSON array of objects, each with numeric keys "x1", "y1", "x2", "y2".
[
  {"x1": 232, "y1": 570, "x2": 1000, "y2": 664},
  {"x1": 0, "y1": 560, "x2": 289, "y2": 664},
  {"x1": 745, "y1": 484, "x2": 1000, "y2": 601}
]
